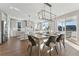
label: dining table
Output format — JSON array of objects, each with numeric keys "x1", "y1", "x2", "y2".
[{"x1": 32, "y1": 33, "x2": 58, "y2": 56}]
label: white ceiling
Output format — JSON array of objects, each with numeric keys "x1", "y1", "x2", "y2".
[{"x1": 0, "y1": 3, "x2": 79, "y2": 22}]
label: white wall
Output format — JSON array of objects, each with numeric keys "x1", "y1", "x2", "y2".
[
  {"x1": 7, "y1": 16, "x2": 10, "y2": 39},
  {"x1": 10, "y1": 19, "x2": 17, "y2": 37},
  {"x1": 76, "y1": 16, "x2": 79, "y2": 40}
]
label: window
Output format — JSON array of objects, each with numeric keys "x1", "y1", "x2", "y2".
[
  {"x1": 58, "y1": 21, "x2": 65, "y2": 31},
  {"x1": 42, "y1": 21, "x2": 48, "y2": 31},
  {"x1": 66, "y1": 20, "x2": 76, "y2": 31},
  {"x1": 58, "y1": 20, "x2": 76, "y2": 31}
]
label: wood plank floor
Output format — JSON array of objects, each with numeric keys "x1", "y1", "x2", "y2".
[{"x1": 0, "y1": 37, "x2": 79, "y2": 56}]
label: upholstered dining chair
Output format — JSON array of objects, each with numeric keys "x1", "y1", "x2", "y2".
[
  {"x1": 42, "y1": 36, "x2": 58, "y2": 56},
  {"x1": 27, "y1": 35, "x2": 37, "y2": 56},
  {"x1": 56, "y1": 34, "x2": 65, "y2": 51}
]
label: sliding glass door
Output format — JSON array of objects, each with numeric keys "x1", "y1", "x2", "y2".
[
  {"x1": 65, "y1": 19, "x2": 77, "y2": 41},
  {"x1": 57, "y1": 16, "x2": 77, "y2": 41}
]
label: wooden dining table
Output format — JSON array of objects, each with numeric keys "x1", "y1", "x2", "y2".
[
  {"x1": 32, "y1": 33, "x2": 58, "y2": 56},
  {"x1": 32, "y1": 34, "x2": 49, "y2": 56}
]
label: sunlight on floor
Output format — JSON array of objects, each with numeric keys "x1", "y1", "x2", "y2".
[{"x1": 66, "y1": 40, "x2": 79, "y2": 51}]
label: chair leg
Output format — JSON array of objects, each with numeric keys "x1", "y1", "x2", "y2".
[
  {"x1": 59, "y1": 42, "x2": 62, "y2": 51},
  {"x1": 29, "y1": 46, "x2": 32, "y2": 56},
  {"x1": 27, "y1": 45, "x2": 30, "y2": 55},
  {"x1": 63, "y1": 39, "x2": 65, "y2": 48},
  {"x1": 55, "y1": 46, "x2": 58, "y2": 55},
  {"x1": 49, "y1": 47, "x2": 51, "y2": 56},
  {"x1": 42, "y1": 45, "x2": 45, "y2": 55}
]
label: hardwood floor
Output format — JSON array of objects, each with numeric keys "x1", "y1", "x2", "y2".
[
  {"x1": 0, "y1": 37, "x2": 28, "y2": 56},
  {"x1": 0, "y1": 37, "x2": 79, "y2": 56}
]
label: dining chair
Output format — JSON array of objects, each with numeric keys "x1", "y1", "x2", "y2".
[
  {"x1": 27, "y1": 35, "x2": 37, "y2": 56},
  {"x1": 42, "y1": 36, "x2": 58, "y2": 56},
  {"x1": 56, "y1": 34, "x2": 65, "y2": 51}
]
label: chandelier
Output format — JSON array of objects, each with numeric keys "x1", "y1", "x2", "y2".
[{"x1": 38, "y1": 3, "x2": 56, "y2": 21}]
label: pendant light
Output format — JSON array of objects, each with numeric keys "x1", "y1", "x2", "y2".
[{"x1": 38, "y1": 3, "x2": 56, "y2": 21}]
